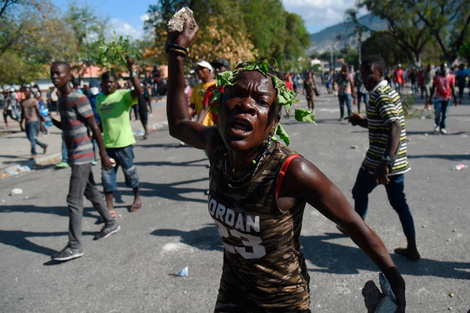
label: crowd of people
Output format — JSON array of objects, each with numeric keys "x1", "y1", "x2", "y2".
[
  {"x1": 304, "y1": 61, "x2": 467, "y2": 135},
  {"x1": 165, "y1": 17, "x2": 416, "y2": 313},
  {"x1": 2, "y1": 11, "x2": 470, "y2": 311}
]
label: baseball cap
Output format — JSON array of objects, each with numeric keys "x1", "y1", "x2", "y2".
[
  {"x1": 89, "y1": 79, "x2": 100, "y2": 88},
  {"x1": 211, "y1": 58, "x2": 230, "y2": 70},
  {"x1": 89, "y1": 86, "x2": 100, "y2": 96},
  {"x1": 197, "y1": 60, "x2": 213, "y2": 73}
]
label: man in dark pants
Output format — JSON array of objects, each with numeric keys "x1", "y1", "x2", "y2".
[
  {"x1": 20, "y1": 87, "x2": 48, "y2": 160},
  {"x1": 49, "y1": 62, "x2": 120, "y2": 261},
  {"x1": 138, "y1": 83, "x2": 149, "y2": 140},
  {"x1": 347, "y1": 55, "x2": 420, "y2": 261}
]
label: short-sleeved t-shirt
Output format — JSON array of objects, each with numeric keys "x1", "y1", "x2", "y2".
[
  {"x1": 96, "y1": 89, "x2": 137, "y2": 148},
  {"x1": 424, "y1": 69, "x2": 435, "y2": 85},
  {"x1": 190, "y1": 81, "x2": 215, "y2": 115},
  {"x1": 201, "y1": 85, "x2": 224, "y2": 126},
  {"x1": 455, "y1": 68, "x2": 469, "y2": 86},
  {"x1": 393, "y1": 69, "x2": 404, "y2": 84},
  {"x1": 334, "y1": 73, "x2": 353, "y2": 95},
  {"x1": 364, "y1": 80, "x2": 410, "y2": 176},
  {"x1": 433, "y1": 73, "x2": 455, "y2": 101},
  {"x1": 58, "y1": 90, "x2": 95, "y2": 165}
]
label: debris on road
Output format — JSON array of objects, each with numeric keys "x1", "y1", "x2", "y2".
[
  {"x1": 452, "y1": 164, "x2": 468, "y2": 171},
  {"x1": 175, "y1": 266, "x2": 188, "y2": 277},
  {"x1": 10, "y1": 188, "x2": 23, "y2": 196}
]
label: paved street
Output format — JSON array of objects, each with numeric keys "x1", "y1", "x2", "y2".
[{"x1": 1, "y1": 90, "x2": 469, "y2": 312}]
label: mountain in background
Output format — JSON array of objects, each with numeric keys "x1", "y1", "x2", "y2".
[{"x1": 307, "y1": 14, "x2": 387, "y2": 54}]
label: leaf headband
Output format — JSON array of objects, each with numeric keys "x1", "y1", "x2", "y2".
[{"x1": 209, "y1": 59, "x2": 315, "y2": 146}]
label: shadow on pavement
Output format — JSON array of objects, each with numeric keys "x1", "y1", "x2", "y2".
[
  {"x1": 0, "y1": 205, "x2": 101, "y2": 219},
  {"x1": 407, "y1": 130, "x2": 469, "y2": 137},
  {"x1": 0, "y1": 154, "x2": 28, "y2": 160},
  {"x1": 301, "y1": 232, "x2": 470, "y2": 280},
  {"x1": 0, "y1": 229, "x2": 95, "y2": 258},
  {"x1": 151, "y1": 224, "x2": 223, "y2": 252},
  {"x1": 408, "y1": 154, "x2": 470, "y2": 161},
  {"x1": 112, "y1": 178, "x2": 209, "y2": 204},
  {"x1": 134, "y1": 158, "x2": 209, "y2": 169},
  {"x1": 139, "y1": 142, "x2": 193, "y2": 149}
]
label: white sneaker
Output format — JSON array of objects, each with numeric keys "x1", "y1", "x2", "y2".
[
  {"x1": 440, "y1": 128, "x2": 447, "y2": 134},
  {"x1": 434, "y1": 126, "x2": 440, "y2": 132}
]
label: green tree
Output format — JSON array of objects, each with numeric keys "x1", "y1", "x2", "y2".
[
  {"x1": 281, "y1": 12, "x2": 311, "y2": 70},
  {"x1": 144, "y1": 0, "x2": 309, "y2": 67},
  {"x1": 62, "y1": 3, "x2": 109, "y2": 79},
  {"x1": 349, "y1": 1, "x2": 432, "y2": 65},
  {"x1": 361, "y1": 31, "x2": 409, "y2": 66},
  {"x1": 409, "y1": 0, "x2": 470, "y2": 63},
  {"x1": 241, "y1": 0, "x2": 310, "y2": 65},
  {"x1": 0, "y1": 0, "x2": 78, "y2": 84},
  {"x1": 241, "y1": 0, "x2": 286, "y2": 60},
  {"x1": 351, "y1": 0, "x2": 470, "y2": 64},
  {"x1": 145, "y1": 0, "x2": 256, "y2": 65},
  {"x1": 459, "y1": 42, "x2": 470, "y2": 62},
  {"x1": 319, "y1": 51, "x2": 332, "y2": 61},
  {"x1": 133, "y1": 38, "x2": 157, "y2": 70}
]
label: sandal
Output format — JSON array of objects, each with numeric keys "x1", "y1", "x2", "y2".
[
  {"x1": 130, "y1": 202, "x2": 143, "y2": 212},
  {"x1": 99, "y1": 211, "x2": 117, "y2": 223}
]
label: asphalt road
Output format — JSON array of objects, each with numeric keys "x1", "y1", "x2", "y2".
[{"x1": 1, "y1": 91, "x2": 469, "y2": 313}]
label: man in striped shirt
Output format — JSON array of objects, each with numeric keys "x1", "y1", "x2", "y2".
[
  {"x1": 347, "y1": 55, "x2": 420, "y2": 261},
  {"x1": 49, "y1": 62, "x2": 120, "y2": 261}
]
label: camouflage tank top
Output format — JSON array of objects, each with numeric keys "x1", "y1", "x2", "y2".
[{"x1": 209, "y1": 141, "x2": 311, "y2": 312}]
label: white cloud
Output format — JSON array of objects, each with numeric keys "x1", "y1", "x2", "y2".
[
  {"x1": 109, "y1": 18, "x2": 144, "y2": 40},
  {"x1": 283, "y1": 0, "x2": 363, "y2": 33},
  {"x1": 140, "y1": 13, "x2": 150, "y2": 23}
]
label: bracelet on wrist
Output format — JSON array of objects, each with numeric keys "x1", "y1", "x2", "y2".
[
  {"x1": 130, "y1": 71, "x2": 137, "y2": 78},
  {"x1": 166, "y1": 42, "x2": 189, "y2": 55},
  {"x1": 168, "y1": 49, "x2": 187, "y2": 57}
]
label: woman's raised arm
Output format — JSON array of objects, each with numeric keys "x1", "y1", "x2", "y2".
[{"x1": 167, "y1": 18, "x2": 215, "y2": 149}]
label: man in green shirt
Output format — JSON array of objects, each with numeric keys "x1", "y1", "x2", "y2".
[{"x1": 96, "y1": 57, "x2": 144, "y2": 216}]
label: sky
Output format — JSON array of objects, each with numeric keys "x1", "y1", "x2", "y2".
[{"x1": 51, "y1": 0, "x2": 363, "y2": 38}]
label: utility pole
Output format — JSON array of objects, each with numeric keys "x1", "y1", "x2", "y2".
[
  {"x1": 330, "y1": 46, "x2": 334, "y2": 73},
  {"x1": 357, "y1": 32, "x2": 362, "y2": 68},
  {"x1": 84, "y1": 17, "x2": 91, "y2": 80},
  {"x1": 84, "y1": 1, "x2": 91, "y2": 81}
]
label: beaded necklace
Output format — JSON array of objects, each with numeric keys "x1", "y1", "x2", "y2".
[{"x1": 223, "y1": 141, "x2": 271, "y2": 187}]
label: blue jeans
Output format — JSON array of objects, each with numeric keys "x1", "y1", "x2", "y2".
[
  {"x1": 25, "y1": 121, "x2": 46, "y2": 155},
  {"x1": 61, "y1": 133, "x2": 68, "y2": 163},
  {"x1": 67, "y1": 163, "x2": 115, "y2": 248},
  {"x1": 457, "y1": 82, "x2": 465, "y2": 98},
  {"x1": 357, "y1": 92, "x2": 369, "y2": 106},
  {"x1": 12, "y1": 105, "x2": 21, "y2": 120},
  {"x1": 394, "y1": 82, "x2": 402, "y2": 92},
  {"x1": 338, "y1": 94, "x2": 352, "y2": 119},
  {"x1": 102, "y1": 145, "x2": 139, "y2": 193},
  {"x1": 92, "y1": 139, "x2": 98, "y2": 161},
  {"x1": 434, "y1": 99, "x2": 451, "y2": 129},
  {"x1": 352, "y1": 168, "x2": 416, "y2": 237}
]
